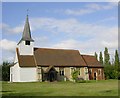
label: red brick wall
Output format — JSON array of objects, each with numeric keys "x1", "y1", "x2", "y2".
[{"x1": 88, "y1": 68, "x2": 104, "y2": 80}]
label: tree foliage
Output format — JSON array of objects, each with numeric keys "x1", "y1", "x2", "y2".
[
  {"x1": 114, "y1": 50, "x2": 119, "y2": 66},
  {"x1": 71, "y1": 70, "x2": 79, "y2": 82},
  {"x1": 1, "y1": 61, "x2": 11, "y2": 81},
  {"x1": 0, "y1": 65, "x2": 2, "y2": 81},
  {"x1": 104, "y1": 65, "x2": 119, "y2": 79},
  {"x1": 103, "y1": 49, "x2": 120, "y2": 80},
  {"x1": 104, "y1": 47, "x2": 110, "y2": 66},
  {"x1": 94, "y1": 52, "x2": 98, "y2": 60},
  {"x1": 99, "y1": 51, "x2": 103, "y2": 65}
]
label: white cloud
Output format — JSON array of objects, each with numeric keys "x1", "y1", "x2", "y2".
[
  {"x1": 52, "y1": 39, "x2": 79, "y2": 49},
  {"x1": 2, "y1": 16, "x2": 118, "y2": 61},
  {"x1": 0, "y1": 39, "x2": 17, "y2": 52},
  {"x1": 86, "y1": 2, "x2": 116, "y2": 10},
  {"x1": 3, "y1": 17, "x2": 118, "y2": 50},
  {"x1": 64, "y1": 2, "x2": 117, "y2": 16},
  {"x1": 34, "y1": 36, "x2": 50, "y2": 47},
  {"x1": 2, "y1": 23, "x2": 23, "y2": 34},
  {"x1": 29, "y1": 17, "x2": 117, "y2": 56},
  {"x1": 65, "y1": 9, "x2": 93, "y2": 16},
  {"x1": 30, "y1": 17, "x2": 118, "y2": 41},
  {"x1": 102, "y1": 40, "x2": 118, "y2": 48}
]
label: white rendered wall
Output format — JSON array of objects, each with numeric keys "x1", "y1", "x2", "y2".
[
  {"x1": 10, "y1": 52, "x2": 20, "y2": 82},
  {"x1": 10, "y1": 63, "x2": 20, "y2": 82},
  {"x1": 18, "y1": 41, "x2": 34, "y2": 55},
  {"x1": 20, "y1": 67, "x2": 37, "y2": 82}
]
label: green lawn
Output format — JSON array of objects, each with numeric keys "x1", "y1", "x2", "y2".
[{"x1": 1, "y1": 80, "x2": 119, "y2": 96}]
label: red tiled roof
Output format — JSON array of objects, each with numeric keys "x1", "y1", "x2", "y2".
[
  {"x1": 16, "y1": 48, "x2": 36, "y2": 67},
  {"x1": 34, "y1": 48, "x2": 87, "y2": 66},
  {"x1": 81, "y1": 55, "x2": 103, "y2": 67},
  {"x1": 16, "y1": 48, "x2": 103, "y2": 68}
]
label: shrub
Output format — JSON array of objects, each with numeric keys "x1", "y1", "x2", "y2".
[
  {"x1": 71, "y1": 70, "x2": 87, "y2": 83},
  {"x1": 71, "y1": 70, "x2": 79, "y2": 82}
]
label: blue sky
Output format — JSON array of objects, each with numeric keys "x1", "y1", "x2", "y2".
[{"x1": 1, "y1": 2, "x2": 118, "y2": 63}]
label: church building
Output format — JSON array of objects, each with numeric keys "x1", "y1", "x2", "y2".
[{"x1": 10, "y1": 15, "x2": 104, "y2": 82}]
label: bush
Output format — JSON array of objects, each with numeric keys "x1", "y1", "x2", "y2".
[
  {"x1": 75, "y1": 77, "x2": 86, "y2": 83},
  {"x1": 1, "y1": 61, "x2": 11, "y2": 81},
  {"x1": 71, "y1": 70, "x2": 79, "y2": 82},
  {"x1": 104, "y1": 65, "x2": 120, "y2": 80},
  {"x1": 71, "y1": 70, "x2": 88, "y2": 83}
]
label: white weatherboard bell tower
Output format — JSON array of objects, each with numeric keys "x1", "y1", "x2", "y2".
[
  {"x1": 18, "y1": 15, "x2": 34, "y2": 55},
  {"x1": 10, "y1": 15, "x2": 37, "y2": 82}
]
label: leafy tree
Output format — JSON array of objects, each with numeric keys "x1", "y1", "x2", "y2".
[
  {"x1": 2, "y1": 61, "x2": 10, "y2": 81},
  {"x1": 114, "y1": 50, "x2": 119, "y2": 66},
  {"x1": 94, "y1": 52, "x2": 98, "y2": 60},
  {"x1": 99, "y1": 51, "x2": 103, "y2": 65},
  {"x1": 104, "y1": 65, "x2": 118, "y2": 79},
  {"x1": 104, "y1": 47, "x2": 110, "y2": 66},
  {"x1": 114, "y1": 50, "x2": 120, "y2": 79},
  {"x1": 0, "y1": 65, "x2": 2, "y2": 81},
  {"x1": 104, "y1": 50, "x2": 120, "y2": 80},
  {"x1": 118, "y1": 65, "x2": 120, "y2": 80}
]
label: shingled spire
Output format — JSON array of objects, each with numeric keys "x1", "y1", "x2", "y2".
[{"x1": 18, "y1": 15, "x2": 34, "y2": 44}]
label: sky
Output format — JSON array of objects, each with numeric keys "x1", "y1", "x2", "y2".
[{"x1": 1, "y1": 2, "x2": 118, "y2": 64}]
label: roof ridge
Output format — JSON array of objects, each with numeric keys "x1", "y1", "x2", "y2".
[
  {"x1": 81, "y1": 54, "x2": 95, "y2": 57},
  {"x1": 34, "y1": 47, "x2": 79, "y2": 51}
]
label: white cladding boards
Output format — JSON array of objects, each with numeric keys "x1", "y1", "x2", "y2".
[
  {"x1": 20, "y1": 67, "x2": 37, "y2": 82},
  {"x1": 10, "y1": 63, "x2": 20, "y2": 82},
  {"x1": 18, "y1": 41, "x2": 34, "y2": 55}
]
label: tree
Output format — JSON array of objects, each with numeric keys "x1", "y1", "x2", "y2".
[
  {"x1": 114, "y1": 50, "x2": 120, "y2": 79},
  {"x1": 2, "y1": 61, "x2": 10, "y2": 81},
  {"x1": 104, "y1": 47, "x2": 110, "y2": 66},
  {"x1": 94, "y1": 52, "x2": 98, "y2": 60},
  {"x1": 104, "y1": 65, "x2": 118, "y2": 79},
  {"x1": 0, "y1": 65, "x2": 2, "y2": 81},
  {"x1": 114, "y1": 50, "x2": 119, "y2": 66},
  {"x1": 99, "y1": 51, "x2": 103, "y2": 65},
  {"x1": 104, "y1": 49, "x2": 120, "y2": 80}
]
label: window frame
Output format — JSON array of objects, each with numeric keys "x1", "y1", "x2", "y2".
[
  {"x1": 59, "y1": 67, "x2": 64, "y2": 76},
  {"x1": 98, "y1": 69, "x2": 101, "y2": 76},
  {"x1": 89, "y1": 69, "x2": 92, "y2": 74}
]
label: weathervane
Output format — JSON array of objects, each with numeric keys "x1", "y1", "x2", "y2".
[{"x1": 27, "y1": 9, "x2": 29, "y2": 16}]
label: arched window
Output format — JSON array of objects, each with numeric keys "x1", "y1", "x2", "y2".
[{"x1": 59, "y1": 67, "x2": 64, "y2": 76}]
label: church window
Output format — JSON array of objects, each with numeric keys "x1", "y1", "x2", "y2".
[
  {"x1": 89, "y1": 69, "x2": 92, "y2": 74},
  {"x1": 98, "y1": 69, "x2": 101, "y2": 76},
  {"x1": 25, "y1": 41, "x2": 30, "y2": 45},
  {"x1": 59, "y1": 67, "x2": 64, "y2": 76},
  {"x1": 85, "y1": 67, "x2": 88, "y2": 74}
]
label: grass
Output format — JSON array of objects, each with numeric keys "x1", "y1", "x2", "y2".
[{"x1": 1, "y1": 79, "x2": 119, "y2": 96}]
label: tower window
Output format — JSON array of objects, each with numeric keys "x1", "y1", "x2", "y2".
[{"x1": 25, "y1": 41, "x2": 30, "y2": 45}]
